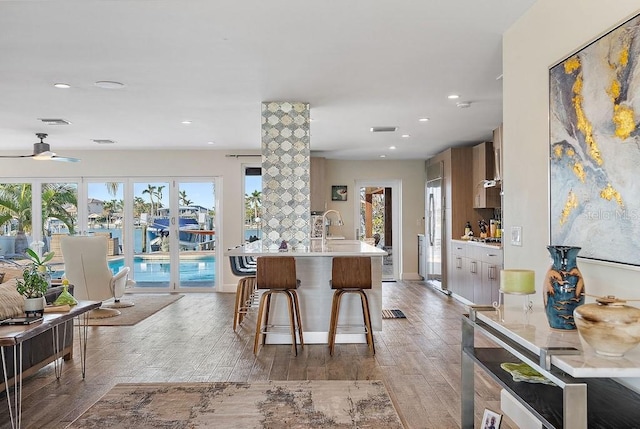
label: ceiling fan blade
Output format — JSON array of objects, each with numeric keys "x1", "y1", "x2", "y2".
[
  {"x1": 0, "y1": 134, "x2": 81, "y2": 162},
  {"x1": 50, "y1": 155, "x2": 80, "y2": 163},
  {"x1": 0, "y1": 154, "x2": 36, "y2": 159}
]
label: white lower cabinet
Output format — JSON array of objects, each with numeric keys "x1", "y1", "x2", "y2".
[{"x1": 450, "y1": 240, "x2": 502, "y2": 305}]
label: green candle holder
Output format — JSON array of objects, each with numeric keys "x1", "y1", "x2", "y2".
[{"x1": 53, "y1": 282, "x2": 78, "y2": 306}]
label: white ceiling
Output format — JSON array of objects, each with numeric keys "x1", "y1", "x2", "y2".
[{"x1": 0, "y1": 0, "x2": 535, "y2": 161}]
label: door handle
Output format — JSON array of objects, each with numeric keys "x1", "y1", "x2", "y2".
[{"x1": 428, "y1": 193, "x2": 434, "y2": 246}]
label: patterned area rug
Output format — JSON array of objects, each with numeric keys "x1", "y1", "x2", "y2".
[
  {"x1": 382, "y1": 309, "x2": 406, "y2": 319},
  {"x1": 67, "y1": 380, "x2": 404, "y2": 428},
  {"x1": 85, "y1": 294, "x2": 183, "y2": 326}
]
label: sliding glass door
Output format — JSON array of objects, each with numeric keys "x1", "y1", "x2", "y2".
[
  {"x1": 132, "y1": 179, "x2": 217, "y2": 291},
  {"x1": 176, "y1": 180, "x2": 216, "y2": 289},
  {"x1": 0, "y1": 177, "x2": 219, "y2": 291}
]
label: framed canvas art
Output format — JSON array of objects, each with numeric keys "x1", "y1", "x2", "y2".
[
  {"x1": 549, "y1": 13, "x2": 640, "y2": 266},
  {"x1": 331, "y1": 185, "x2": 347, "y2": 201},
  {"x1": 481, "y1": 409, "x2": 501, "y2": 429}
]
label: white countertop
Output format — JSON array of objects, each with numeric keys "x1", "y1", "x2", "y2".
[
  {"x1": 226, "y1": 240, "x2": 387, "y2": 256},
  {"x1": 477, "y1": 307, "x2": 640, "y2": 378},
  {"x1": 452, "y1": 238, "x2": 502, "y2": 249}
]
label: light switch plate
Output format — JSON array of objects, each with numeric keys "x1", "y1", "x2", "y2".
[{"x1": 511, "y1": 226, "x2": 522, "y2": 246}]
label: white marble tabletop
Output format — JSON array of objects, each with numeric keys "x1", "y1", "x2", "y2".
[
  {"x1": 225, "y1": 240, "x2": 387, "y2": 257},
  {"x1": 476, "y1": 307, "x2": 640, "y2": 378}
]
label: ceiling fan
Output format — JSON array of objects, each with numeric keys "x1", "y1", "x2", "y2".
[{"x1": 0, "y1": 133, "x2": 80, "y2": 162}]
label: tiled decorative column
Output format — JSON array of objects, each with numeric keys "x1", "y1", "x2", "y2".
[{"x1": 261, "y1": 101, "x2": 310, "y2": 250}]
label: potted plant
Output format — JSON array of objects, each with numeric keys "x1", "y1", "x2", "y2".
[{"x1": 15, "y1": 248, "x2": 54, "y2": 315}]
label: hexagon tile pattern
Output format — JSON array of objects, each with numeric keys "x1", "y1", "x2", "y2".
[{"x1": 261, "y1": 101, "x2": 310, "y2": 250}]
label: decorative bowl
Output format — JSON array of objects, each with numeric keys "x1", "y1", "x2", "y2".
[{"x1": 574, "y1": 296, "x2": 640, "y2": 357}]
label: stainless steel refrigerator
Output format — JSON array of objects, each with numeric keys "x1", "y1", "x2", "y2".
[{"x1": 425, "y1": 161, "x2": 446, "y2": 292}]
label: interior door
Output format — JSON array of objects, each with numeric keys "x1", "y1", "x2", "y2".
[{"x1": 355, "y1": 180, "x2": 400, "y2": 281}]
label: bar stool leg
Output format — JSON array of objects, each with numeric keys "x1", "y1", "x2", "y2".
[
  {"x1": 262, "y1": 293, "x2": 273, "y2": 346},
  {"x1": 290, "y1": 290, "x2": 304, "y2": 349},
  {"x1": 254, "y1": 290, "x2": 272, "y2": 355},
  {"x1": 328, "y1": 290, "x2": 339, "y2": 353},
  {"x1": 358, "y1": 290, "x2": 375, "y2": 354},
  {"x1": 329, "y1": 290, "x2": 347, "y2": 356},
  {"x1": 234, "y1": 277, "x2": 254, "y2": 331},
  {"x1": 233, "y1": 280, "x2": 244, "y2": 331},
  {"x1": 284, "y1": 291, "x2": 298, "y2": 356}
]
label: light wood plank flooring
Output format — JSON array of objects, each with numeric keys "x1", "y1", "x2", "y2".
[{"x1": 0, "y1": 280, "x2": 514, "y2": 429}]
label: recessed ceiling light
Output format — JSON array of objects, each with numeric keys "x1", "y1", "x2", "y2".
[
  {"x1": 38, "y1": 118, "x2": 71, "y2": 125},
  {"x1": 448, "y1": 94, "x2": 460, "y2": 99},
  {"x1": 207, "y1": 141, "x2": 215, "y2": 145},
  {"x1": 379, "y1": 155, "x2": 386, "y2": 158},
  {"x1": 370, "y1": 126, "x2": 398, "y2": 133},
  {"x1": 94, "y1": 80, "x2": 125, "y2": 89},
  {"x1": 456, "y1": 102, "x2": 471, "y2": 108},
  {"x1": 418, "y1": 118, "x2": 429, "y2": 122},
  {"x1": 53, "y1": 83, "x2": 71, "y2": 89},
  {"x1": 181, "y1": 120, "x2": 192, "y2": 125},
  {"x1": 389, "y1": 146, "x2": 396, "y2": 150},
  {"x1": 401, "y1": 134, "x2": 410, "y2": 138}
]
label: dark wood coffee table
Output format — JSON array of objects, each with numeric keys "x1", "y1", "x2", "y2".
[{"x1": 0, "y1": 300, "x2": 101, "y2": 429}]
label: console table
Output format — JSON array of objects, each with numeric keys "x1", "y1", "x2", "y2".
[
  {"x1": 462, "y1": 305, "x2": 640, "y2": 429},
  {"x1": 0, "y1": 300, "x2": 101, "y2": 429}
]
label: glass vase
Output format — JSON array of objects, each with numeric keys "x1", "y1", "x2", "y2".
[{"x1": 543, "y1": 245, "x2": 585, "y2": 330}]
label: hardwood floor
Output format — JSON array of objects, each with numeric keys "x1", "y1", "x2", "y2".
[{"x1": 0, "y1": 280, "x2": 514, "y2": 429}]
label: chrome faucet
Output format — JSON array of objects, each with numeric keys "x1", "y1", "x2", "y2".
[{"x1": 322, "y1": 210, "x2": 343, "y2": 245}]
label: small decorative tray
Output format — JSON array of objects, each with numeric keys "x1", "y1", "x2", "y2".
[{"x1": 500, "y1": 362, "x2": 555, "y2": 385}]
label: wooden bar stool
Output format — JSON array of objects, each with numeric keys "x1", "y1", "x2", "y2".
[
  {"x1": 229, "y1": 254, "x2": 257, "y2": 331},
  {"x1": 328, "y1": 256, "x2": 375, "y2": 355},
  {"x1": 253, "y1": 256, "x2": 304, "y2": 356}
]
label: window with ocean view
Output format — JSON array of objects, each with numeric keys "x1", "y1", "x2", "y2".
[
  {"x1": 244, "y1": 166, "x2": 262, "y2": 244},
  {"x1": 0, "y1": 178, "x2": 220, "y2": 292}
]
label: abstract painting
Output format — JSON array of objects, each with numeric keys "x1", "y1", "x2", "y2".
[{"x1": 550, "y1": 13, "x2": 640, "y2": 266}]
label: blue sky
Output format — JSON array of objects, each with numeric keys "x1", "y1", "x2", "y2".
[{"x1": 88, "y1": 177, "x2": 262, "y2": 210}]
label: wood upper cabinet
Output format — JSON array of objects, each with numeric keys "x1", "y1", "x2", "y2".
[
  {"x1": 310, "y1": 157, "x2": 326, "y2": 212},
  {"x1": 472, "y1": 142, "x2": 501, "y2": 208},
  {"x1": 428, "y1": 147, "x2": 475, "y2": 242}
]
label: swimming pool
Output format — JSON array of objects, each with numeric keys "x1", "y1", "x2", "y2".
[
  {"x1": 108, "y1": 256, "x2": 216, "y2": 286},
  {"x1": 52, "y1": 255, "x2": 216, "y2": 287}
]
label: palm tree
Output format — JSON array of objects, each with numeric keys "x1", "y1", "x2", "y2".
[
  {"x1": 0, "y1": 183, "x2": 77, "y2": 235},
  {"x1": 155, "y1": 185, "x2": 165, "y2": 213},
  {"x1": 0, "y1": 184, "x2": 32, "y2": 234},
  {"x1": 246, "y1": 190, "x2": 261, "y2": 225},
  {"x1": 133, "y1": 196, "x2": 148, "y2": 218},
  {"x1": 0, "y1": 183, "x2": 77, "y2": 254},
  {"x1": 41, "y1": 184, "x2": 78, "y2": 235},
  {"x1": 179, "y1": 190, "x2": 192, "y2": 206},
  {"x1": 105, "y1": 182, "x2": 120, "y2": 198},
  {"x1": 103, "y1": 199, "x2": 116, "y2": 229},
  {"x1": 142, "y1": 185, "x2": 157, "y2": 216}
]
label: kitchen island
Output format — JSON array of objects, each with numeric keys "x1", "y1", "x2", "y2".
[{"x1": 226, "y1": 240, "x2": 386, "y2": 344}]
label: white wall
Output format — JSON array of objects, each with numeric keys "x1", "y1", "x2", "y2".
[
  {"x1": 503, "y1": 0, "x2": 640, "y2": 304},
  {"x1": 324, "y1": 159, "x2": 426, "y2": 280},
  {"x1": 503, "y1": 0, "x2": 640, "y2": 398}
]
